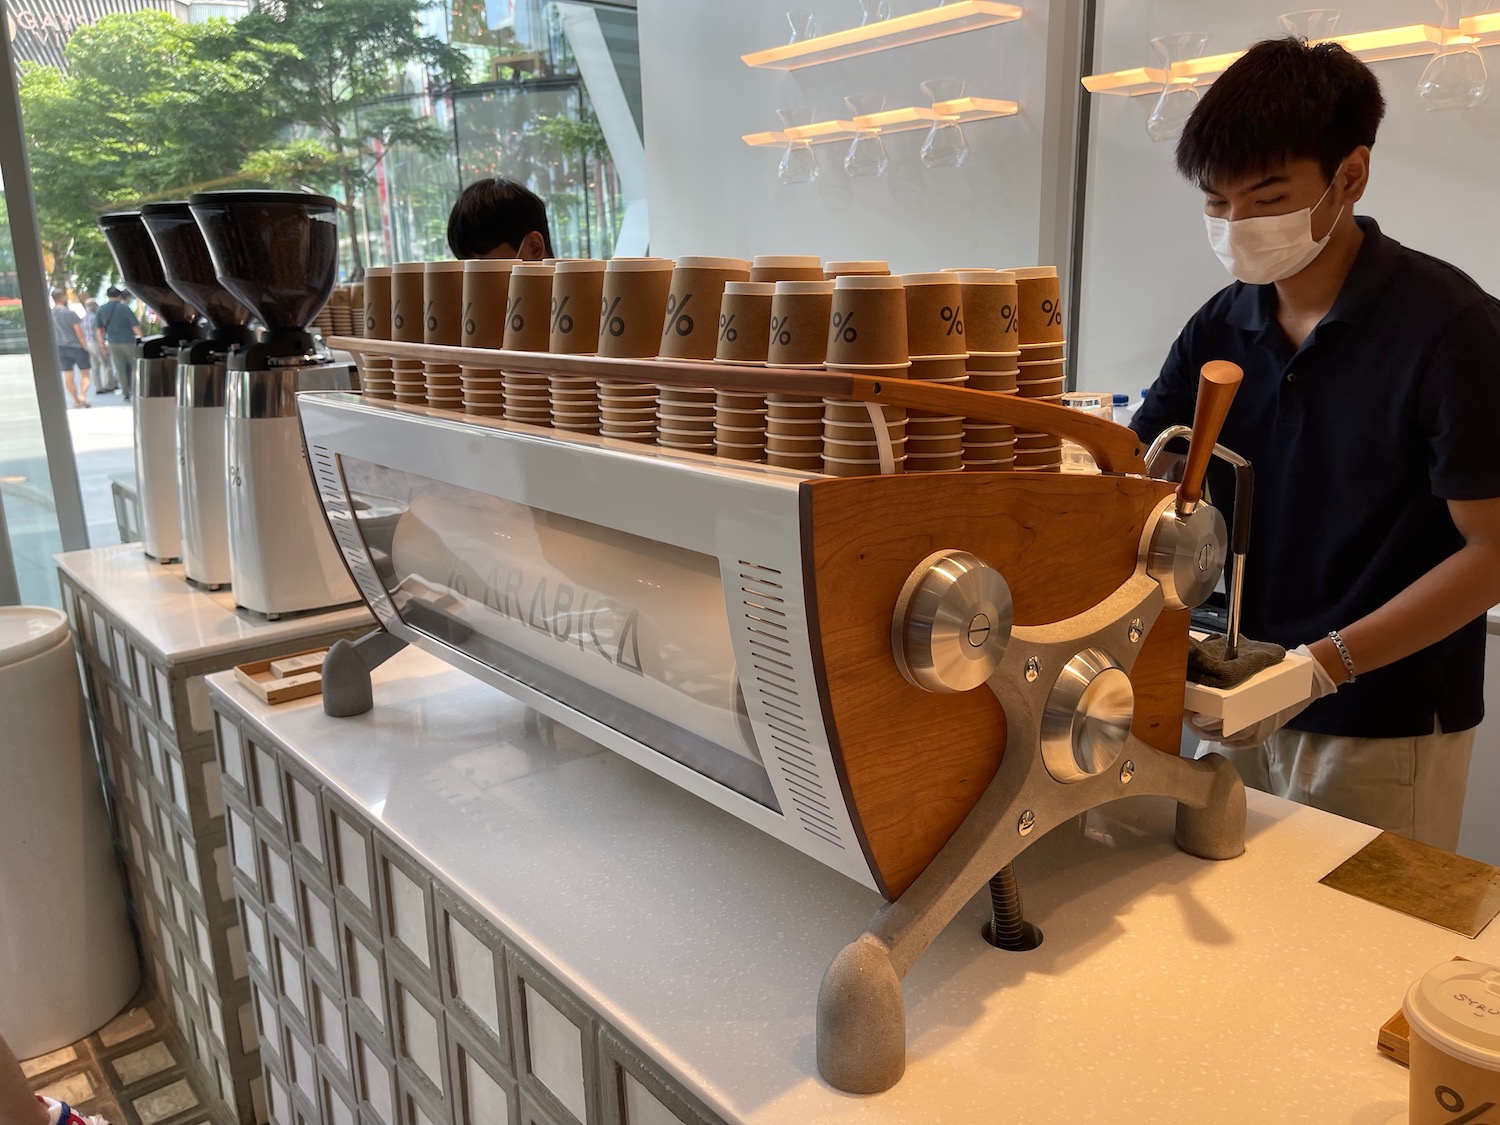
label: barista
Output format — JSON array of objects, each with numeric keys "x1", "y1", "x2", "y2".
[
  {"x1": 446, "y1": 178, "x2": 554, "y2": 261},
  {"x1": 1131, "y1": 37, "x2": 1500, "y2": 850}
]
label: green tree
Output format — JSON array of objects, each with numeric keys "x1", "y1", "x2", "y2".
[
  {"x1": 18, "y1": 10, "x2": 288, "y2": 288},
  {"x1": 235, "y1": 0, "x2": 470, "y2": 275}
]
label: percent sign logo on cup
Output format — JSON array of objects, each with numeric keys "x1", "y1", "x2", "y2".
[
  {"x1": 425, "y1": 300, "x2": 438, "y2": 333},
  {"x1": 771, "y1": 315, "x2": 792, "y2": 347},
  {"x1": 507, "y1": 296, "x2": 524, "y2": 334},
  {"x1": 462, "y1": 301, "x2": 476, "y2": 338},
  {"x1": 1432, "y1": 1084, "x2": 1494, "y2": 1125},
  {"x1": 602, "y1": 296, "x2": 625, "y2": 338},
  {"x1": 551, "y1": 296, "x2": 574, "y2": 335},
  {"x1": 392, "y1": 299, "x2": 405, "y2": 333},
  {"x1": 719, "y1": 313, "x2": 737, "y2": 343},
  {"x1": 664, "y1": 293, "x2": 694, "y2": 338},
  {"x1": 833, "y1": 311, "x2": 856, "y2": 343},
  {"x1": 941, "y1": 303, "x2": 963, "y2": 336},
  {"x1": 1000, "y1": 300, "x2": 1017, "y2": 335},
  {"x1": 1042, "y1": 298, "x2": 1062, "y2": 328}
]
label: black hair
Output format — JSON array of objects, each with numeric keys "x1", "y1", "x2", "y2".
[
  {"x1": 51, "y1": 288, "x2": 66, "y2": 302},
  {"x1": 1176, "y1": 37, "x2": 1386, "y2": 190},
  {"x1": 106, "y1": 286, "x2": 124, "y2": 298},
  {"x1": 446, "y1": 178, "x2": 554, "y2": 260}
]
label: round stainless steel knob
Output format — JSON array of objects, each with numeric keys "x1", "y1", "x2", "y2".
[
  {"x1": 1040, "y1": 647, "x2": 1136, "y2": 783},
  {"x1": 1147, "y1": 502, "x2": 1228, "y2": 611},
  {"x1": 892, "y1": 550, "x2": 1012, "y2": 693}
]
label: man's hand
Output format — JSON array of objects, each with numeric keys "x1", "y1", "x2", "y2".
[{"x1": 1189, "y1": 645, "x2": 1339, "y2": 749}]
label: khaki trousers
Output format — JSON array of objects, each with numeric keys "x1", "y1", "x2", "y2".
[{"x1": 1198, "y1": 724, "x2": 1475, "y2": 851}]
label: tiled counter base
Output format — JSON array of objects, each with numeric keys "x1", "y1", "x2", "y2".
[
  {"x1": 210, "y1": 695, "x2": 728, "y2": 1125},
  {"x1": 57, "y1": 546, "x2": 373, "y2": 1125}
]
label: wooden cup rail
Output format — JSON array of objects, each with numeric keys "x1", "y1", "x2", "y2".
[{"x1": 327, "y1": 336, "x2": 1148, "y2": 476}]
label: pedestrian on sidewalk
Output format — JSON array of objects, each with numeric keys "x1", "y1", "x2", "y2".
[
  {"x1": 50, "y1": 289, "x2": 91, "y2": 408},
  {"x1": 95, "y1": 287, "x2": 140, "y2": 399},
  {"x1": 82, "y1": 298, "x2": 112, "y2": 392}
]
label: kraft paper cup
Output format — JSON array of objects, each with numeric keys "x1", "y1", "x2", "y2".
[
  {"x1": 952, "y1": 269, "x2": 1017, "y2": 354},
  {"x1": 599, "y1": 257, "x2": 676, "y2": 359},
  {"x1": 1018, "y1": 342, "x2": 1065, "y2": 364},
  {"x1": 423, "y1": 260, "x2": 465, "y2": 346},
  {"x1": 502, "y1": 262, "x2": 556, "y2": 352},
  {"x1": 1010, "y1": 265, "x2": 1064, "y2": 345},
  {"x1": 751, "y1": 255, "x2": 824, "y2": 283},
  {"x1": 660, "y1": 256, "x2": 752, "y2": 361},
  {"x1": 767, "y1": 281, "x2": 835, "y2": 366},
  {"x1": 824, "y1": 260, "x2": 890, "y2": 278},
  {"x1": 549, "y1": 259, "x2": 606, "y2": 355},
  {"x1": 909, "y1": 355, "x2": 969, "y2": 382},
  {"x1": 967, "y1": 372, "x2": 1018, "y2": 394},
  {"x1": 1405, "y1": 961, "x2": 1500, "y2": 1125},
  {"x1": 364, "y1": 266, "x2": 393, "y2": 340},
  {"x1": 715, "y1": 441, "x2": 765, "y2": 462},
  {"x1": 390, "y1": 262, "x2": 426, "y2": 343},
  {"x1": 903, "y1": 273, "x2": 967, "y2": 358},
  {"x1": 715, "y1": 282, "x2": 776, "y2": 364},
  {"x1": 461, "y1": 259, "x2": 516, "y2": 349},
  {"x1": 826, "y1": 275, "x2": 907, "y2": 367},
  {"x1": 766, "y1": 432, "x2": 825, "y2": 453},
  {"x1": 1017, "y1": 376, "x2": 1066, "y2": 399}
]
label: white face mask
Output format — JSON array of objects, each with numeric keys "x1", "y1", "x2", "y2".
[{"x1": 1203, "y1": 180, "x2": 1343, "y2": 285}]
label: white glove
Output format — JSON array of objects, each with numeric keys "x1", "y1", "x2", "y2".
[{"x1": 1188, "y1": 645, "x2": 1339, "y2": 751}]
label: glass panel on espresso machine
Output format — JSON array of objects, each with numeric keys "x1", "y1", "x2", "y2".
[{"x1": 339, "y1": 457, "x2": 779, "y2": 811}]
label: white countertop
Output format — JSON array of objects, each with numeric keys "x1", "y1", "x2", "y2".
[
  {"x1": 56, "y1": 544, "x2": 373, "y2": 664},
  {"x1": 207, "y1": 648, "x2": 1500, "y2": 1124}
]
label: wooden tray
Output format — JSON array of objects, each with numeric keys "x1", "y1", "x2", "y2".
[{"x1": 233, "y1": 648, "x2": 329, "y2": 705}]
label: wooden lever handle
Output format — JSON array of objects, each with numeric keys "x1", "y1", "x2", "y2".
[{"x1": 1177, "y1": 360, "x2": 1243, "y2": 510}]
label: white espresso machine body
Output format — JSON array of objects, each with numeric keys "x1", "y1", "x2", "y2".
[
  {"x1": 176, "y1": 354, "x2": 232, "y2": 588},
  {"x1": 133, "y1": 344, "x2": 182, "y2": 563}
]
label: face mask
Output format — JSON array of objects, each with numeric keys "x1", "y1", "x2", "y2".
[{"x1": 1203, "y1": 180, "x2": 1343, "y2": 285}]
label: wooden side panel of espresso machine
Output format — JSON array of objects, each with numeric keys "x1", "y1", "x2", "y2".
[{"x1": 800, "y1": 471, "x2": 1189, "y2": 900}]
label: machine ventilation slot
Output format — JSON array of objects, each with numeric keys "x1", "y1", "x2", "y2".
[{"x1": 739, "y1": 562, "x2": 843, "y2": 851}]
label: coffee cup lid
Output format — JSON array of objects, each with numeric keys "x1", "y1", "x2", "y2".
[
  {"x1": 425, "y1": 260, "x2": 465, "y2": 273},
  {"x1": 674, "y1": 256, "x2": 752, "y2": 271},
  {"x1": 366, "y1": 265, "x2": 393, "y2": 278},
  {"x1": 724, "y1": 282, "x2": 776, "y2": 296},
  {"x1": 834, "y1": 274, "x2": 903, "y2": 291},
  {"x1": 605, "y1": 256, "x2": 677, "y2": 272},
  {"x1": 754, "y1": 255, "x2": 821, "y2": 268},
  {"x1": 950, "y1": 269, "x2": 1016, "y2": 284},
  {"x1": 392, "y1": 261, "x2": 426, "y2": 274},
  {"x1": 826, "y1": 260, "x2": 889, "y2": 273},
  {"x1": 1404, "y1": 961, "x2": 1500, "y2": 1069},
  {"x1": 773, "y1": 280, "x2": 834, "y2": 294},
  {"x1": 463, "y1": 258, "x2": 517, "y2": 273},
  {"x1": 553, "y1": 258, "x2": 607, "y2": 273},
  {"x1": 1008, "y1": 265, "x2": 1058, "y2": 279},
  {"x1": 512, "y1": 261, "x2": 556, "y2": 276},
  {"x1": 901, "y1": 272, "x2": 960, "y2": 287}
]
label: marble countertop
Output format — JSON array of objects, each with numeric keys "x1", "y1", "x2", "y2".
[
  {"x1": 207, "y1": 648, "x2": 1500, "y2": 1124},
  {"x1": 56, "y1": 545, "x2": 372, "y2": 664}
]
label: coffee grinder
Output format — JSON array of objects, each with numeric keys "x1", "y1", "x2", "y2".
[
  {"x1": 140, "y1": 202, "x2": 259, "y2": 590},
  {"x1": 97, "y1": 212, "x2": 201, "y2": 564},
  {"x1": 186, "y1": 190, "x2": 359, "y2": 618}
]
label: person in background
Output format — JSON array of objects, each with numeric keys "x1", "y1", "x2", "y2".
[
  {"x1": 82, "y1": 298, "x2": 113, "y2": 393},
  {"x1": 1131, "y1": 38, "x2": 1500, "y2": 850},
  {"x1": 49, "y1": 289, "x2": 91, "y2": 409},
  {"x1": 446, "y1": 178, "x2": 554, "y2": 260},
  {"x1": 95, "y1": 287, "x2": 140, "y2": 400}
]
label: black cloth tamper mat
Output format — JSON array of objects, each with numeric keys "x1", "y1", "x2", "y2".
[{"x1": 1188, "y1": 634, "x2": 1286, "y2": 688}]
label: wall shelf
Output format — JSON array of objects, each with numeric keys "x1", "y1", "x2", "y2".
[
  {"x1": 1081, "y1": 22, "x2": 1500, "y2": 98},
  {"x1": 742, "y1": 0, "x2": 1022, "y2": 71},
  {"x1": 743, "y1": 97, "x2": 1018, "y2": 147}
]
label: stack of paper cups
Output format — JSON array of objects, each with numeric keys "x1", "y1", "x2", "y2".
[
  {"x1": 549, "y1": 259, "x2": 606, "y2": 433},
  {"x1": 423, "y1": 260, "x2": 465, "y2": 410},
  {"x1": 657, "y1": 256, "x2": 750, "y2": 453},
  {"x1": 1010, "y1": 265, "x2": 1065, "y2": 471},
  {"x1": 948, "y1": 268, "x2": 1017, "y2": 470},
  {"x1": 598, "y1": 257, "x2": 675, "y2": 444},
  {"x1": 460, "y1": 259, "x2": 514, "y2": 418},
  {"x1": 749, "y1": 255, "x2": 824, "y2": 284},
  {"x1": 821, "y1": 275, "x2": 908, "y2": 477},
  {"x1": 360, "y1": 265, "x2": 393, "y2": 400},
  {"x1": 902, "y1": 273, "x2": 966, "y2": 473},
  {"x1": 390, "y1": 262, "x2": 427, "y2": 404},
  {"x1": 501, "y1": 261, "x2": 555, "y2": 426},
  {"x1": 765, "y1": 279, "x2": 834, "y2": 472},
  {"x1": 824, "y1": 260, "x2": 890, "y2": 280},
  {"x1": 713, "y1": 281, "x2": 776, "y2": 462}
]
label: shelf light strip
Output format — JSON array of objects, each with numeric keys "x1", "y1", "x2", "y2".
[
  {"x1": 1083, "y1": 23, "x2": 1465, "y2": 97},
  {"x1": 741, "y1": 0, "x2": 1022, "y2": 71},
  {"x1": 743, "y1": 98, "x2": 1019, "y2": 148}
]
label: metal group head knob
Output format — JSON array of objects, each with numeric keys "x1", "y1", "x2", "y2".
[
  {"x1": 1040, "y1": 647, "x2": 1136, "y2": 783},
  {"x1": 892, "y1": 550, "x2": 1013, "y2": 693},
  {"x1": 1147, "y1": 501, "x2": 1228, "y2": 611}
]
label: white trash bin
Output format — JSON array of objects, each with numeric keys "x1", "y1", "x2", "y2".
[{"x1": 0, "y1": 606, "x2": 139, "y2": 1057}]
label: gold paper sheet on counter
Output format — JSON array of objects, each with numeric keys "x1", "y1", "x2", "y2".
[{"x1": 1320, "y1": 831, "x2": 1500, "y2": 938}]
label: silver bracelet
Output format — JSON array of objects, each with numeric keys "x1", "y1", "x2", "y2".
[{"x1": 1327, "y1": 629, "x2": 1357, "y2": 684}]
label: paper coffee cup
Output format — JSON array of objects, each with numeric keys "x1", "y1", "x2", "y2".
[
  {"x1": 1010, "y1": 265, "x2": 1064, "y2": 345},
  {"x1": 423, "y1": 260, "x2": 465, "y2": 346},
  {"x1": 364, "y1": 266, "x2": 393, "y2": 340},
  {"x1": 909, "y1": 355, "x2": 968, "y2": 382},
  {"x1": 751, "y1": 255, "x2": 824, "y2": 283},
  {"x1": 902, "y1": 273, "x2": 966, "y2": 358},
  {"x1": 391, "y1": 262, "x2": 426, "y2": 344},
  {"x1": 826, "y1": 275, "x2": 907, "y2": 367},
  {"x1": 767, "y1": 280, "x2": 834, "y2": 366},
  {"x1": 1405, "y1": 961, "x2": 1500, "y2": 1125},
  {"x1": 599, "y1": 257, "x2": 676, "y2": 359},
  {"x1": 461, "y1": 259, "x2": 515, "y2": 349},
  {"x1": 503, "y1": 262, "x2": 556, "y2": 352},
  {"x1": 550, "y1": 259, "x2": 606, "y2": 355},
  {"x1": 716, "y1": 281, "x2": 776, "y2": 364},
  {"x1": 952, "y1": 269, "x2": 1018, "y2": 354},
  {"x1": 660, "y1": 256, "x2": 752, "y2": 361},
  {"x1": 824, "y1": 260, "x2": 890, "y2": 278}
]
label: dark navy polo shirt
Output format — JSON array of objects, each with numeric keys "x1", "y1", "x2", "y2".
[{"x1": 1132, "y1": 217, "x2": 1500, "y2": 738}]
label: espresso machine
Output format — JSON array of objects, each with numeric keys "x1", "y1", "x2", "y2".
[
  {"x1": 186, "y1": 190, "x2": 359, "y2": 618},
  {"x1": 97, "y1": 212, "x2": 202, "y2": 564},
  {"x1": 140, "y1": 202, "x2": 259, "y2": 590}
]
